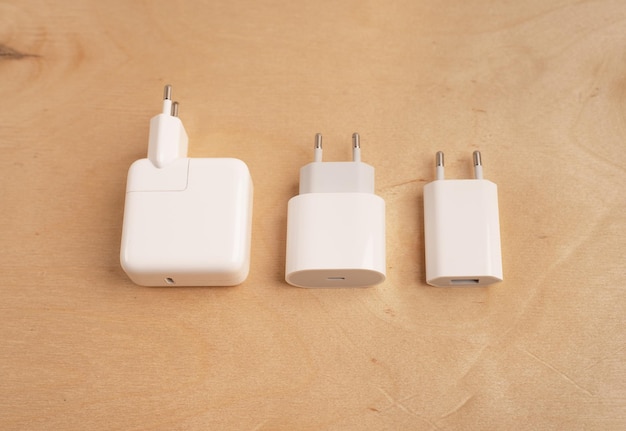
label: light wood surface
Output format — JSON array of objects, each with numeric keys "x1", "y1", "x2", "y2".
[{"x1": 1, "y1": 1, "x2": 625, "y2": 429}]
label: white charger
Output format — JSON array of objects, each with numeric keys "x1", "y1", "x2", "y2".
[
  {"x1": 423, "y1": 151, "x2": 503, "y2": 287},
  {"x1": 285, "y1": 133, "x2": 386, "y2": 288},
  {"x1": 120, "y1": 86, "x2": 253, "y2": 286}
]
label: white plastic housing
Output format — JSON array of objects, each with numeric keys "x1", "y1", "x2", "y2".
[
  {"x1": 148, "y1": 114, "x2": 189, "y2": 168},
  {"x1": 299, "y1": 162, "x2": 374, "y2": 193},
  {"x1": 120, "y1": 158, "x2": 253, "y2": 286},
  {"x1": 423, "y1": 179, "x2": 502, "y2": 287},
  {"x1": 285, "y1": 193, "x2": 385, "y2": 288}
]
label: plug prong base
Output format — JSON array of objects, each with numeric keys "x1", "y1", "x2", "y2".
[
  {"x1": 314, "y1": 133, "x2": 323, "y2": 162},
  {"x1": 436, "y1": 151, "x2": 445, "y2": 180},
  {"x1": 162, "y1": 84, "x2": 173, "y2": 115},
  {"x1": 352, "y1": 132, "x2": 361, "y2": 162},
  {"x1": 473, "y1": 151, "x2": 483, "y2": 179}
]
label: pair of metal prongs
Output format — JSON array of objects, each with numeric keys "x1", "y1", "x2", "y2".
[
  {"x1": 313, "y1": 132, "x2": 361, "y2": 163},
  {"x1": 436, "y1": 150, "x2": 483, "y2": 180}
]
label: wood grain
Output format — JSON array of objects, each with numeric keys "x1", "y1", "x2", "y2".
[{"x1": 1, "y1": 0, "x2": 625, "y2": 429}]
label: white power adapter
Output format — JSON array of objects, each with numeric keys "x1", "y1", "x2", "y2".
[
  {"x1": 120, "y1": 85, "x2": 253, "y2": 286},
  {"x1": 423, "y1": 151, "x2": 503, "y2": 287},
  {"x1": 285, "y1": 133, "x2": 386, "y2": 288}
]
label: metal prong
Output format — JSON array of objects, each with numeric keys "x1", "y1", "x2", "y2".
[
  {"x1": 473, "y1": 151, "x2": 483, "y2": 179},
  {"x1": 352, "y1": 132, "x2": 361, "y2": 162},
  {"x1": 436, "y1": 151, "x2": 444, "y2": 180},
  {"x1": 171, "y1": 101, "x2": 179, "y2": 117},
  {"x1": 473, "y1": 151, "x2": 482, "y2": 167},
  {"x1": 436, "y1": 151, "x2": 444, "y2": 167},
  {"x1": 162, "y1": 85, "x2": 173, "y2": 114},
  {"x1": 314, "y1": 133, "x2": 323, "y2": 162},
  {"x1": 352, "y1": 132, "x2": 360, "y2": 149}
]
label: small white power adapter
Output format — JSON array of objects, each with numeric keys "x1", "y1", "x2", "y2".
[
  {"x1": 285, "y1": 133, "x2": 386, "y2": 288},
  {"x1": 423, "y1": 151, "x2": 503, "y2": 287},
  {"x1": 120, "y1": 85, "x2": 253, "y2": 286}
]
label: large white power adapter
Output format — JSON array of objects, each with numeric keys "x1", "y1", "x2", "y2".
[
  {"x1": 120, "y1": 85, "x2": 253, "y2": 286},
  {"x1": 423, "y1": 151, "x2": 502, "y2": 287},
  {"x1": 285, "y1": 133, "x2": 386, "y2": 288}
]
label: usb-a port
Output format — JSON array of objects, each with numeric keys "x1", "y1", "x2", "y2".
[{"x1": 451, "y1": 279, "x2": 480, "y2": 285}]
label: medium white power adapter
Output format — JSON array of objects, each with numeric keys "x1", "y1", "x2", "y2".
[
  {"x1": 423, "y1": 151, "x2": 502, "y2": 287},
  {"x1": 285, "y1": 133, "x2": 386, "y2": 288},
  {"x1": 120, "y1": 85, "x2": 253, "y2": 286}
]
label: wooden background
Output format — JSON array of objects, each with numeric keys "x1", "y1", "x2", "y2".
[{"x1": 1, "y1": 0, "x2": 625, "y2": 429}]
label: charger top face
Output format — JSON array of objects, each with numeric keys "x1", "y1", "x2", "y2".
[
  {"x1": 423, "y1": 151, "x2": 502, "y2": 287},
  {"x1": 120, "y1": 86, "x2": 253, "y2": 287}
]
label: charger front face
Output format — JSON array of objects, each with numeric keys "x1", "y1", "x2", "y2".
[
  {"x1": 424, "y1": 180, "x2": 502, "y2": 286},
  {"x1": 120, "y1": 158, "x2": 253, "y2": 286},
  {"x1": 285, "y1": 193, "x2": 386, "y2": 288}
]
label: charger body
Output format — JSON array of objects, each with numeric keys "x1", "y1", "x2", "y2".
[
  {"x1": 423, "y1": 179, "x2": 502, "y2": 286},
  {"x1": 120, "y1": 157, "x2": 253, "y2": 286}
]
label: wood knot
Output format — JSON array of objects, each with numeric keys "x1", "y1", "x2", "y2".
[{"x1": 0, "y1": 44, "x2": 38, "y2": 60}]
